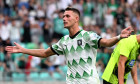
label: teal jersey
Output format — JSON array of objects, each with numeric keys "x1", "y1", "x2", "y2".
[
  {"x1": 102, "y1": 35, "x2": 140, "y2": 84},
  {"x1": 51, "y1": 30, "x2": 101, "y2": 84}
]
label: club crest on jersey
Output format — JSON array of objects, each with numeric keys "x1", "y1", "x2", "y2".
[{"x1": 77, "y1": 39, "x2": 82, "y2": 46}]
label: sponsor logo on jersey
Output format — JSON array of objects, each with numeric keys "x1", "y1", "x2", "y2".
[{"x1": 129, "y1": 59, "x2": 135, "y2": 67}]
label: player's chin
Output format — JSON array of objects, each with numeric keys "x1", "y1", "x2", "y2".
[{"x1": 64, "y1": 25, "x2": 70, "y2": 28}]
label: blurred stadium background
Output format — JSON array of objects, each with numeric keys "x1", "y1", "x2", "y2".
[{"x1": 0, "y1": 0, "x2": 140, "y2": 84}]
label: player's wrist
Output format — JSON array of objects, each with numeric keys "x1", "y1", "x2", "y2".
[
  {"x1": 117, "y1": 35, "x2": 121, "y2": 40},
  {"x1": 21, "y1": 48, "x2": 26, "y2": 53}
]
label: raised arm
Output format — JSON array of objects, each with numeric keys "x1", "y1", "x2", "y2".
[
  {"x1": 118, "y1": 55, "x2": 127, "y2": 84},
  {"x1": 100, "y1": 26, "x2": 133, "y2": 47},
  {"x1": 5, "y1": 42, "x2": 55, "y2": 58},
  {"x1": 131, "y1": 63, "x2": 138, "y2": 84}
]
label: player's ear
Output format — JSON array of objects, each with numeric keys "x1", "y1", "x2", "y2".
[{"x1": 75, "y1": 16, "x2": 79, "y2": 22}]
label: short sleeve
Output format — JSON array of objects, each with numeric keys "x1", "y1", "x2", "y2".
[
  {"x1": 88, "y1": 32, "x2": 102, "y2": 49},
  {"x1": 119, "y1": 39, "x2": 134, "y2": 58},
  {"x1": 51, "y1": 39, "x2": 64, "y2": 55}
]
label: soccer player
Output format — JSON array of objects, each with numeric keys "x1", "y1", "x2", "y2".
[
  {"x1": 102, "y1": 35, "x2": 139, "y2": 84},
  {"x1": 6, "y1": 7, "x2": 133, "y2": 84}
]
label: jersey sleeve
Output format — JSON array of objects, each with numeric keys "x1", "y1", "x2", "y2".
[
  {"x1": 88, "y1": 32, "x2": 102, "y2": 49},
  {"x1": 119, "y1": 38, "x2": 134, "y2": 58},
  {"x1": 51, "y1": 39, "x2": 64, "y2": 55}
]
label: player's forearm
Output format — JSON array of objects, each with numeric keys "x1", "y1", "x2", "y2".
[
  {"x1": 131, "y1": 64, "x2": 138, "y2": 84},
  {"x1": 132, "y1": 75, "x2": 138, "y2": 84},
  {"x1": 107, "y1": 36, "x2": 120, "y2": 47},
  {"x1": 100, "y1": 37, "x2": 119, "y2": 47},
  {"x1": 118, "y1": 62, "x2": 125, "y2": 84},
  {"x1": 22, "y1": 48, "x2": 48, "y2": 58}
]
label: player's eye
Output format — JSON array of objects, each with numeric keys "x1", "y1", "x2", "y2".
[
  {"x1": 63, "y1": 15, "x2": 70, "y2": 18},
  {"x1": 66, "y1": 15, "x2": 70, "y2": 18}
]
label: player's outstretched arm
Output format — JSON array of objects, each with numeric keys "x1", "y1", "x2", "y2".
[
  {"x1": 100, "y1": 26, "x2": 133, "y2": 47},
  {"x1": 118, "y1": 55, "x2": 127, "y2": 84},
  {"x1": 131, "y1": 63, "x2": 138, "y2": 84},
  {"x1": 5, "y1": 42, "x2": 55, "y2": 58}
]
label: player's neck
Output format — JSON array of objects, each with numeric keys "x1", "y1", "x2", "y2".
[{"x1": 69, "y1": 25, "x2": 80, "y2": 37}]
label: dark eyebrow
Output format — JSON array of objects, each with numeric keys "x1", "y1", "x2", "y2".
[
  {"x1": 63, "y1": 15, "x2": 65, "y2": 18},
  {"x1": 63, "y1": 14, "x2": 70, "y2": 18}
]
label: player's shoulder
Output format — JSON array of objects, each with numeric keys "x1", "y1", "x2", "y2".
[
  {"x1": 63, "y1": 35, "x2": 69, "y2": 38},
  {"x1": 59, "y1": 35, "x2": 69, "y2": 43},
  {"x1": 81, "y1": 30, "x2": 100, "y2": 42},
  {"x1": 81, "y1": 30, "x2": 97, "y2": 36}
]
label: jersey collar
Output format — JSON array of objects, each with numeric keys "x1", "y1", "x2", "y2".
[{"x1": 70, "y1": 30, "x2": 82, "y2": 39}]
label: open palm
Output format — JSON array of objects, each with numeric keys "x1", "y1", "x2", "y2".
[
  {"x1": 5, "y1": 42, "x2": 24, "y2": 53},
  {"x1": 120, "y1": 26, "x2": 134, "y2": 38}
]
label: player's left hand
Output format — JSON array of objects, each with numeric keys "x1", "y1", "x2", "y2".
[{"x1": 120, "y1": 26, "x2": 134, "y2": 39}]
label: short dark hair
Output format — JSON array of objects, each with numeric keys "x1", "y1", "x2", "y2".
[
  {"x1": 65, "y1": 7, "x2": 80, "y2": 17},
  {"x1": 59, "y1": 9, "x2": 65, "y2": 13}
]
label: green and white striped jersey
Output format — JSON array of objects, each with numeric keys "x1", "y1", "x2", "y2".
[{"x1": 51, "y1": 30, "x2": 101, "y2": 84}]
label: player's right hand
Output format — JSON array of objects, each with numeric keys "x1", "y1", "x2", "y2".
[
  {"x1": 5, "y1": 42, "x2": 24, "y2": 53},
  {"x1": 120, "y1": 26, "x2": 134, "y2": 38}
]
